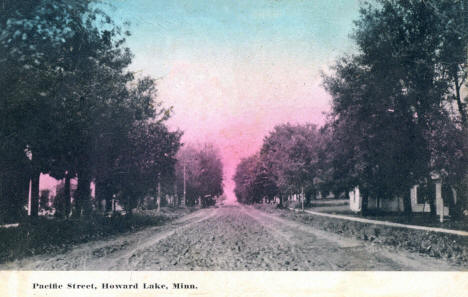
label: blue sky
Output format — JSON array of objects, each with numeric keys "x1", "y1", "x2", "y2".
[{"x1": 106, "y1": 0, "x2": 360, "y2": 77}]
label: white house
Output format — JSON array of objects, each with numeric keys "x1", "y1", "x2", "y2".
[{"x1": 349, "y1": 180, "x2": 456, "y2": 220}]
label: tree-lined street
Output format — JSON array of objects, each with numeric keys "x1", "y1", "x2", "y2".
[
  {"x1": 1, "y1": 205, "x2": 462, "y2": 271},
  {"x1": 1, "y1": 0, "x2": 467, "y2": 274}
]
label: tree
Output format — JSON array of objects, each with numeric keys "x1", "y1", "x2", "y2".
[
  {"x1": 233, "y1": 154, "x2": 278, "y2": 204},
  {"x1": 54, "y1": 9, "x2": 135, "y2": 217},
  {"x1": 323, "y1": 54, "x2": 429, "y2": 215},
  {"x1": 260, "y1": 123, "x2": 321, "y2": 207},
  {"x1": 234, "y1": 155, "x2": 260, "y2": 204},
  {"x1": 252, "y1": 158, "x2": 279, "y2": 204},
  {"x1": 323, "y1": 0, "x2": 467, "y2": 217},
  {"x1": 0, "y1": 0, "x2": 93, "y2": 218},
  {"x1": 93, "y1": 77, "x2": 162, "y2": 213},
  {"x1": 175, "y1": 145, "x2": 199, "y2": 206},
  {"x1": 115, "y1": 121, "x2": 182, "y2": 215},
  {"x1": 197, "y1": 144, "x2": 224, "y2": 206},
  {"x1": 175, "y1": 144, "x2": 224, "y2": 207},
  {"x1": 0, "y1": 0, "x2": 180, "y2": 220},
  {"x1": 315, "y1": 124, "x2": 352, "y2": 199}
]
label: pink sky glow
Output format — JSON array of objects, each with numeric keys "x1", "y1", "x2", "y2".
[{"x1": 159, "y1": 58, "x2": 332, "y2": 201}]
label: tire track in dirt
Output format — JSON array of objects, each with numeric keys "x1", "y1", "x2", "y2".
[
  {"x1": 124, "y1": 206, "x2": 298, "y2": 270},
  {"x1": 0, "y1": 208, "x2": 215, "y2": 270},
  {"x1": 247, "y1": 206, "x2": 462, "y2": 270},
  {"x1": 242, "y1": 206, "x2": 338, "y2": 270},
  {"x1": 104, "y1": 209, "x2": 219, "y2": 270},
  {"x1": 2, "y1": 205, "x2": 463, "y2": 270}
]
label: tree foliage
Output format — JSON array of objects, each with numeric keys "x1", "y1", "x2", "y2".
[
  {"x1": 322, "y1": 0, "x2": 466, "y2": 216},
  {"x1": 115, "y1": 121, "x2": 182, "y2": 213},
  {"x1": 234, "y1": 154, "x2": 277, "y2": 205},
  {"x1": 0, "y1": 0, "x2": 182, "y2": 221},
  {"x1": 234, "y1": 1, "x2": 466, "y2": 219},
  {"x1": 235, "y1": 123, "x2": 321, "y2": 206},
  {"x1": 176, "y1": 144, "x2": 224, "y2": 207}
]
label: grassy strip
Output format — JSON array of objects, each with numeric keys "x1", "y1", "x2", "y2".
[
  {"x1": 0, "y1": 209, "x2": 187, "y2": 263},
  {"x1": 290, "y1": 201, "x2": 468, "y2": 231},
  {"x1": 256, "y1": 204, "x2": 468, "y2": 265}
]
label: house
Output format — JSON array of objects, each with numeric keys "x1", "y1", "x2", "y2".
[
  {"x1": 316, "y1": 192, "x2": 336, "y2": 200},
  {"x1": 349, "y1": 179, "x2": 457, "y2": 219},
  {"x1": 349, "y1": 186, "x2": 404, "y2": 212}
]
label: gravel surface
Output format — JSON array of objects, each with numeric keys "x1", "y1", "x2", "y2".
[{"x1": 1, "y1": 204, "x2": 464, "y2": 270}]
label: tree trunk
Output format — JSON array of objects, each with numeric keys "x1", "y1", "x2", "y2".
[
  {"x1": 305, "y1": 191, "x2": 312, "y2": 207},
  {"x1": 64, "y1": 173, "x2": 71, "y2": 218},
  {"x1": 0, "y1": 165, "x2": 29, "y2": 222},
  {"x1": 95, "y1": 179, "x2": 103, "y2": 212},
  {"x1": 95, "y1": 178, "x2": 112, "y2": 213},
  {"x1": 454, "y1": 74, "x2": 468, "y2": 219},
  {"x1": 126, "y1": 207, "x2": 133, "y2": 217},
  {"x1": 428, "y1": 192, "x2": 437, "y2": 219},
  {"x1": 361, "y1": 188, "x2": 369, "y2": 217},
  {"x1": 101, "y1": 179, "x2": 113, "y2": 213},
  {"x1": 460, "y1": 126, "x2": 468, "y2": 218},
  {"x1": 74, "y1": 170, "x2": 92, "y2": 217},
  {"x1": 30, "y1": 170, "x2": 40, "y2": 217},
  {"x1": 447, "y1": 195, "x2": 459, "y2": 220},
  {"x1": 444, "y1": 185, "x2": 460, "y2": 220},
  {"x1": 125, "y1": 194, "x2": 133, "y2": 217},
  {"x1": 454, "y1": 75, "x2": 467, "y2": 127},
  {"x1": 105, "y1": 193, "x2": 113, "y2": 213},
  {"x1": 403, "y1": 188, "x2": 412, "y2": 217}
]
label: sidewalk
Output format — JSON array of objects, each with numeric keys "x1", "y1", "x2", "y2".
[
  {"x1": 0, "y1": 223, "x2": 19, "y2": 229},
  {"x1": 288, "y1": 207, "x2": 468, "y2": 237}
]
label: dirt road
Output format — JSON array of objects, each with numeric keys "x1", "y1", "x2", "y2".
[{"x1": 1, "y1": 204, "x2": 463, "y2": 270}]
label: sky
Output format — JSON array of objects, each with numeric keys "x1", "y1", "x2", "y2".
[
  {"x1": 108, "y1": 0, "x2": 362, "y2": 201},
  {"x1": 43, "y1": 0, "x2": 362, "y2": 201}
]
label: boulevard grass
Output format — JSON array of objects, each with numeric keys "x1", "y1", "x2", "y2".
[
  {"x1": 0, "y1": 208, "x2": 190, "y2": 263},
  {"x1": 303, "y1": 204, "x2": 468, "y2": 232},
  {"x1": 255, "y1": 204, "x2": 468, "y2": 266}
]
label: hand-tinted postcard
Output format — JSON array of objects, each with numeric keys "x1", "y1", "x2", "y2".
[{"x1": 0, "y1": 0, "x2": 467, "y2": 296}]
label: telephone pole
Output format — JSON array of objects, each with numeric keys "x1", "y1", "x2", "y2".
[
  {"x1": 25, "y1": 148, "x2": 32, "y2": 216},
  {"x1": 174, "y1": 181, "x2": 178, "y2": 207},
  {"x1": 157, "y1": 173, "x2": 161, "y2": 212},
  {"x1": 183, "y1": 163, "x2": 186, "y2": 207},
  {"x1": 301, "y1": 186, "x2": 304, "y2": 212}
]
